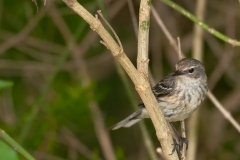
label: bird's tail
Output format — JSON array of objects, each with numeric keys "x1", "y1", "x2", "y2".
[{"x1": 110, "y1": 108, "x2": 145, "y2": 130}]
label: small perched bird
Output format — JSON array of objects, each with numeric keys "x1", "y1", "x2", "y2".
[{"x1": 111, "y1": 58, "x2": 208, "y2": 130}]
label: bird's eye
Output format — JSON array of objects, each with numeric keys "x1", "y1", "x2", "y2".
[{"x1": 188, "y1": 68, "x2": 194, "y2": 73}]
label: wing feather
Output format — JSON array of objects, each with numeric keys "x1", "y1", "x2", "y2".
[{"x1": 152, "y1": 73, "x2": 175, "y2": 97}]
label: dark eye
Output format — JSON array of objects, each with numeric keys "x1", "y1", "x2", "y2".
[{"x1": 188, "y1": 68, "x2": 194, "y2": 73}]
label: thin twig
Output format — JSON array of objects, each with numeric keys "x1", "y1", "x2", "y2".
[
  {"x1": 180, "y1": 121, "x2": 186, "y2": 160},
  {"x1": 160, "y1": 0, "x2": 240, "y2": 46},
  {"x1": 207, "y1": 92, "x2": 240, "y2": 133},
  {"x1": 151, "y1": 6, "x2": 178, "y2": 53},
  {"x1": 0, "y1": 128, "x2": 35, "y2": 160},
  {"x1": 127, "y1": 0, "x2": 138, "y2": 37},
  {"x1": 97, "y1": 10, "x2": 123, "y2": 50},
  {"x1": 177, "y1": 37, "x2": 184, "y2": 60}
]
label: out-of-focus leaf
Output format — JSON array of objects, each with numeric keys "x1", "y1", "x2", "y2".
[
  {"x1": 0, "y1": 140, "x2": 18, "y2": 160},
  {"x1": 0, "y1": 80, "x2": 13, "y2": 90},
  {"x1": 115, "y1": 147, "x2": 126, "y2": 160}
]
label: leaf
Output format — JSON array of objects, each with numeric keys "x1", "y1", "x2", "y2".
[
  {"x1": 0, "y1": 140, "x2": 18, "y2": 160},
  {"x1": 0, "y1": 80, "x2": 13, "y2": 90}
]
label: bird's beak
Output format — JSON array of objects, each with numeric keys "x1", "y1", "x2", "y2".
[{"x1": 173, "y1": 70, "x2": 184, "y2": 76}]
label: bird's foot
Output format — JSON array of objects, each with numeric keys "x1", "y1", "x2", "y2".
[
  {"x1": 169, "y1": 137, "x2": 189, "y2": 155},
  {"x1": 170, "y1": 138, "x2": 179, "y2": 155},
  {"x1": 179, "y1": 136, "x2": 188, "y2": 150}
]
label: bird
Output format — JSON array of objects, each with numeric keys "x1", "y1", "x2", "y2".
[{"x1": 111, "y1": 58, "x2": 208, "y2": 130}]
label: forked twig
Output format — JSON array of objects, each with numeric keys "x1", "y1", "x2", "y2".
[{"x1": 97, "y1": 10, "x2": 123, "y2": 50}]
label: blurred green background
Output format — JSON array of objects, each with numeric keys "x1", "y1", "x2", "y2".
[{"x1": 0, "y1": 0, "x2": 240, "y2": 160}]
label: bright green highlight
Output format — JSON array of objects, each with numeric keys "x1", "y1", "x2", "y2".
[{"x1": 160, "y1": 0, "x2": 240, "y2": 46}]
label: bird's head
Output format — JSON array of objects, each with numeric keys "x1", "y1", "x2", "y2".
[{"x1": 174, "y1": 58, "x2": 207, "y2": 80}]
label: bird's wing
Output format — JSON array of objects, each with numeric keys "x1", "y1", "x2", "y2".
[
  {"x1": 138, "y1": 72, "x2": 176, "y2": 107},
  {"x1": 152, "y1": 73, "x2": 175, "y2": 97}
]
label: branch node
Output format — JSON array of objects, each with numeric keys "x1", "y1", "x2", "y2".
[
  {"x1": 100, "y1": 40, "x2": 109, "y2": 49},
  {"x1": 95, "y1": 14, "x2": 99, "y2": 19},
  {"x1": 137, "y1": 59, "x2": 150, "y2": 80},
  {"x1": 137, "y1": 59, "x2": 150, "y2": 65},
  {"x1": 135, "y1": 83, "x2": 148, "y2": 93},
  {"x1": 90, "y1": 18, "x2": 101, "y2": 32},
  {"x1": 114, "y1": 48, "x2": 124, "y2": 58}
]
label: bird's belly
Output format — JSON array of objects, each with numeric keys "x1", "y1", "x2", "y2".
[{"x1": 158, "y1": 86, "x2": 206, "y2": 122}]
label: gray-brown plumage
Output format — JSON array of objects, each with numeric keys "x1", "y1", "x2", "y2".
[{"x1": 111, "y1": 58, "x2": 208, "y2": 130}]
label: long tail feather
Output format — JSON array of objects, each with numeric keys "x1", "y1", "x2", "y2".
[{"x1": 110, "y1": 108, "x2": 144, "y2": 130}]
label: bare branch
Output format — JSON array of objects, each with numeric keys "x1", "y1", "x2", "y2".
[
  {"x1": 177, "y1": 37, "x2": 184, "y2": 60},
  {"x1": 151, "y1": 6, "x2": 179, "y2": 53},
  {"x1": 137, "y1": 0, "x2": 151, "y2": 79},
  {"x1": 180, "y1": 121, "x2": 186, "y2": 160},
  {"x1": 97, "y1": 10, "x2": 123, "y2": 50},
  {"x1": 207, "y1": 92, "x2": 240, "y2": 133}
]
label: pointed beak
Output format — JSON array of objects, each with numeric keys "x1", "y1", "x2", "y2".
[{"x1": 173, "y1": 70, "x2": 184, "y2": 76}]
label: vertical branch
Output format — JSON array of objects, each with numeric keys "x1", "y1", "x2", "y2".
[
  {"x1": 187, "y1": 0, "x2": 206, "y2": 160},
  {"x1": 137, "y1": 1, "x2": 179, "y2": 159},
  {"x1": 126, "y1": 1, "x2": 159, "y2": 159},
  {"x1": 137, "y1": 0, "x2": 151, "y2": 79},
  {"x1": 180, "y1": 121, "x2": 186, "y2": 160}
]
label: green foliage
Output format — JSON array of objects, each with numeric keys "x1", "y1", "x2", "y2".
[
  {"x1": 115, "y1": 147, "x2": 126, "y2": 160},
  {"x1": 0, "y1": 80, "x2": 13, "y2": 90},
  {"x1": 0, "y1": 140, "x2": 18, "y2": 160},
  {"x1": 50, "y1": 75, "x2": 93, "y2": 128}
]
